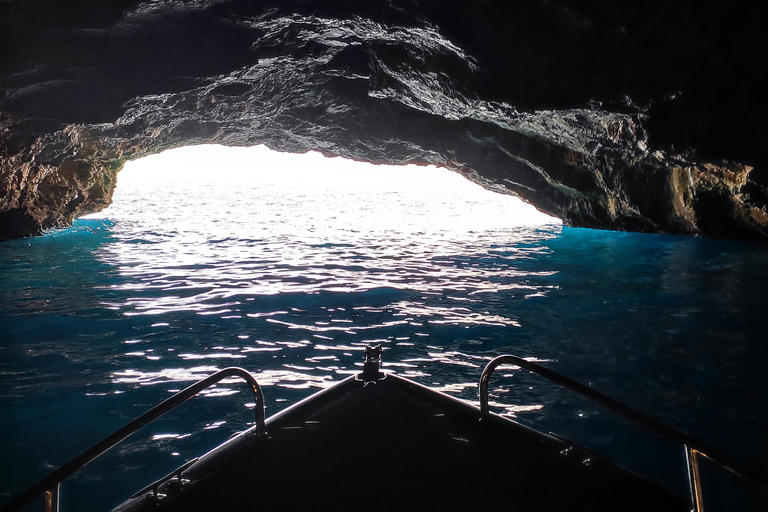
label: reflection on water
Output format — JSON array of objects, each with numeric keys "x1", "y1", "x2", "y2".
[{"x1": 1, "y1": 146, "x2": 767, "y2": 510}]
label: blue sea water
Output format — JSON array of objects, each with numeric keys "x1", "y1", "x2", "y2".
[{"x1": 1, "y1": 146, "x2": 768, "y2": 510}]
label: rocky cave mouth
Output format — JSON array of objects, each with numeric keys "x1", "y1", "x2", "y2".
[
  {"x1": 89, "y1": 144, "x2": 560, "y2": 233},
  {"x1": 1, "y1": 1, "x2": 767, "y2": 242}
]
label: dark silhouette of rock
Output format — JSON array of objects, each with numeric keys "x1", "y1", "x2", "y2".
[{"x1": 2, "y1": 1, "x2": 767, "y2": 240}]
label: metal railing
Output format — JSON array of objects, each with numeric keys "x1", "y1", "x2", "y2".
[
  {"x1": 2, "y1": 367, "x2": 265, "y2": 512},
  {"x1": 479, "y1": 355, "x2": 768, "y2": 512}
]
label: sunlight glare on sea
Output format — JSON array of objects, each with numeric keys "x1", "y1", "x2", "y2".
[
  {"x1": 80, "y1": 144, "x2": 562, "y2": 315},
  {"x1": 4, "y1": 144, "x2": 768, "y2": 511}
]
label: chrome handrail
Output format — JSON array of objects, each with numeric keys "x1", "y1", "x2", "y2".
[
  {"x1": 479, "y1": 354, "x2": 768, "y2": 508},
  {"x1": 2, "y1": 367, "x2": 265, "y2": 512}
]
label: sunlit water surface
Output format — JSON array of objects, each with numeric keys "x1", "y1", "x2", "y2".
[{"x1": 1, "y1": 146, "x2": 767, "y2": 510}]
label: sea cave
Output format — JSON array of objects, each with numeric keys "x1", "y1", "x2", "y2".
[{"x1": 2, "y1": 1, "x2": 768, "y2": 511}]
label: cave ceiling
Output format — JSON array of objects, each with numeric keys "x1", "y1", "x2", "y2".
[{"x1": 1, "y1": 0, "x2": 767, "y2": 240}]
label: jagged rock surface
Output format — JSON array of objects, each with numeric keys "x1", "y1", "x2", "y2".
[{"x1": 2, "y1": 1, "x2": 767, "y2": 240}]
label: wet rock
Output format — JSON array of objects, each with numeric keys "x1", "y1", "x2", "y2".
[{"x1": 1, "y1": 1, "x2": 767, "y2": 240}]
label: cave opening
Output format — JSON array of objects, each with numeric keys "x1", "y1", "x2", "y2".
[{"x1": 83, "y1": 144, "x2": 560, "y2": 240}]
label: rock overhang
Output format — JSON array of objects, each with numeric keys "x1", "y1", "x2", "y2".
[{"x1": 1, "y1": 0, "x2": 767, "y2": 241}]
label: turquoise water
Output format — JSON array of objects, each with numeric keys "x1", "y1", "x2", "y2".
[{"x1": 2, "y1": 147, "x2": 768, "y2": 510}]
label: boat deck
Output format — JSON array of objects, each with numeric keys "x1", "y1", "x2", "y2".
[{"x1": 114, "y1": 373, "x2": 688, "y2": 511}]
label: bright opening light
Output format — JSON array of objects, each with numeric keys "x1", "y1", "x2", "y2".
[
  {"x1": 80, "y1": 144, "x2": 562, "y2": 308},
  {"x1": 93, "y1": 144, "x2": 559, "y2": 233}
]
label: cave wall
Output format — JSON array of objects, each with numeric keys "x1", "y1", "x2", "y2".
[{"x1": 2, "y1": 0, "x2": 767, "y2": 240}]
